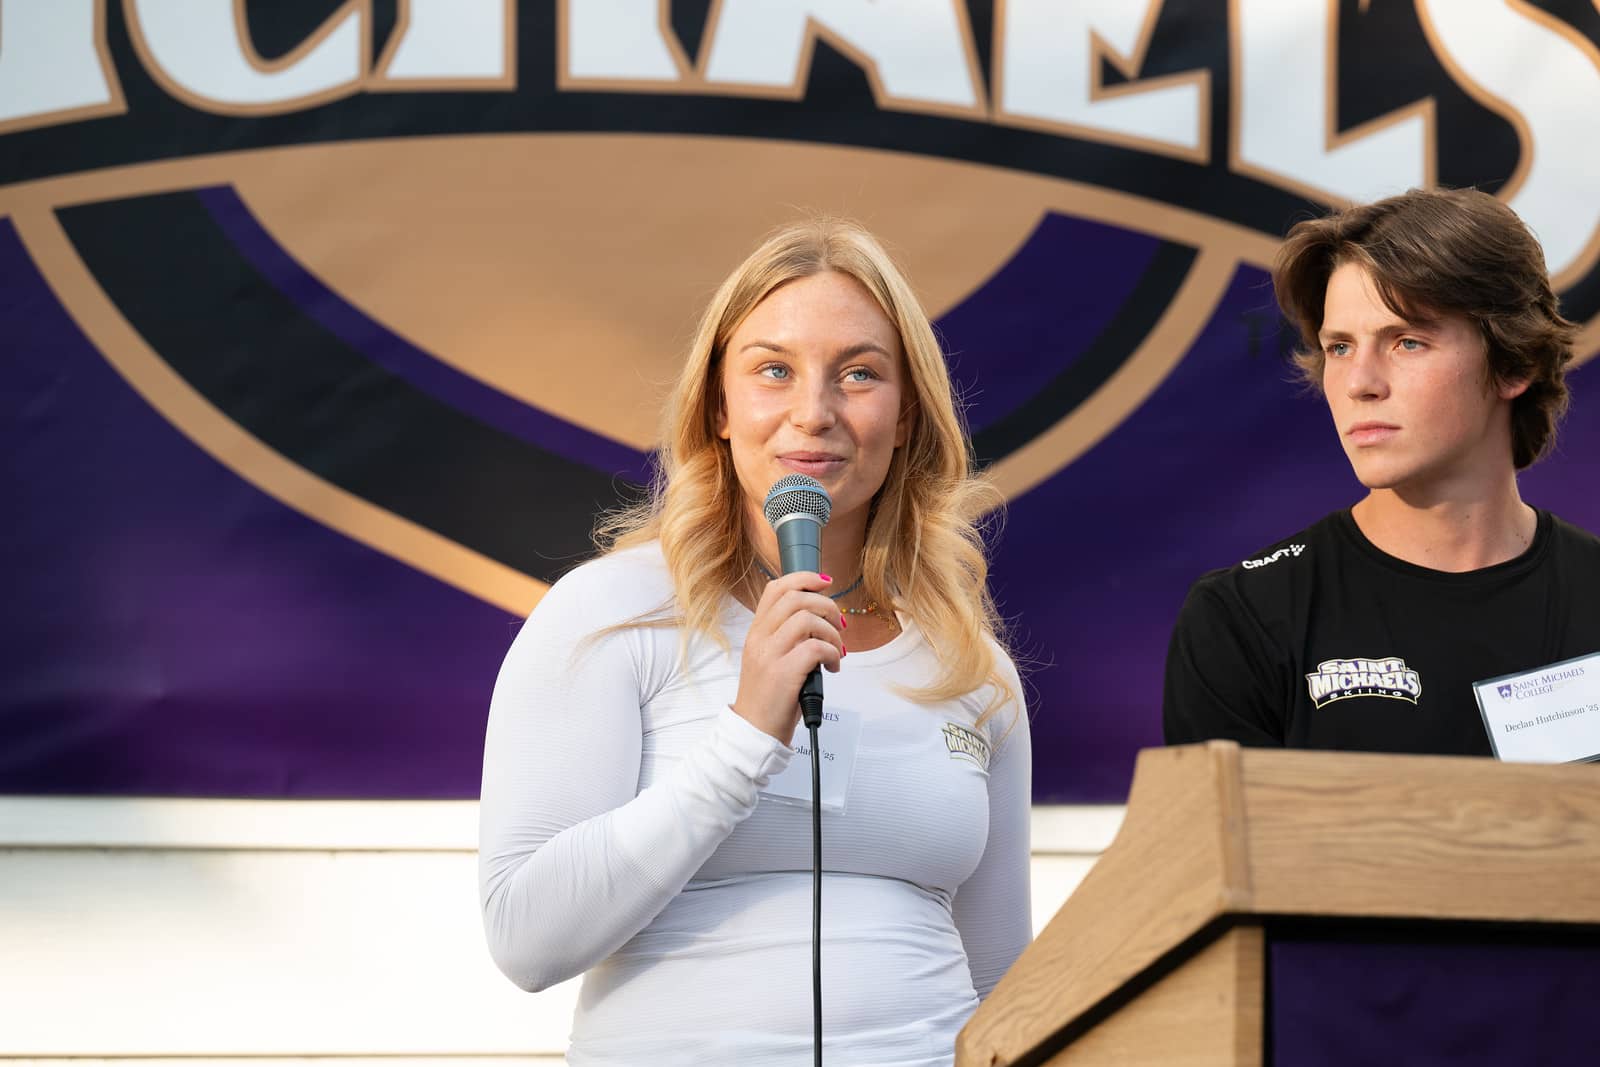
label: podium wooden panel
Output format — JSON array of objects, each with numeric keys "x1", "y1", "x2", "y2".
[{"x1": 957, "y1": 742, "x2": 1600, "y2": 1066}]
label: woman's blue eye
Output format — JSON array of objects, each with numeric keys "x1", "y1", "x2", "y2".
[
  {"x1": 1326, "y1": 342, "x2": 1350, "y2": 358},
  {"x1": 845, "y1": 367, "x2": 875, "y2": 382},
  {"x1": 760, "y1": 365, "x2": 789, "y2": 379}
]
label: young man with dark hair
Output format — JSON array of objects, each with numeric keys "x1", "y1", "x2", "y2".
[{"x1": 1163, "y1": 187, "x2": 1600, "y2": 754}]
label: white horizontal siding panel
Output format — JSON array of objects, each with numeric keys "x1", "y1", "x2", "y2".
[
  {"x1": 0, "y1": 849, "x2": 572, "y2": 1056},
  {"x1": 8, "y1": 1061, "x2": 566, "y2": 1066},
  {"x1": 0, "y1": 798, "x2": 1123, "y2": 853},
  {"x1": 0, "y1": 797, "x2": 480, "y2": 851}
]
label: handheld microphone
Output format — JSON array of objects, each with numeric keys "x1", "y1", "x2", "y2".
[
  {"x1": 763, "y1": 474, "x2": 832, "y2": 729},
  {"x1": 765, "y1": 474, "x2": 833, "y2": 1062}
]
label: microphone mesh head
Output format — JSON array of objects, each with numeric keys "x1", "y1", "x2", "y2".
[{"x1": 762, "y1": 474, "x2": 832, "y2": 528}]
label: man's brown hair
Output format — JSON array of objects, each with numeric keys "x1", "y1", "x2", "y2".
[{"x1": 1273, "y1": 187, "x2": 1577, "y2": 469}]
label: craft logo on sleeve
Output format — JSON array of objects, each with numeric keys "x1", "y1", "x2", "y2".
[
  {"x1": 1305, "y1": 656, "x2": 1423, "y2": 709},
  {"x1": 1241, "y1": 544, "x2": 1306, "y2": 570},
  {"x1": 942, "y1": 723, "x2": 991, "y2": 769}
]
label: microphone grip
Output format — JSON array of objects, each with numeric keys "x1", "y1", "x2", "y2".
[
  {"x1": 774, "y1": 514, "x2": 822, "y2": 575},
  {"x1": 775, "y1": 516, "x2": 826, "y2": 729}
]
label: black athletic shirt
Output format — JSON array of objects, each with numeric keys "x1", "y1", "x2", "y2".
[{"x1": 1163, "y1": 508, "x2": 1600, "y2": 755}]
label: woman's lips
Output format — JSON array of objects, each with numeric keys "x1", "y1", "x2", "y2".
[{"x1": 779, "y1": 453, "x2": 846, "y2": 476}]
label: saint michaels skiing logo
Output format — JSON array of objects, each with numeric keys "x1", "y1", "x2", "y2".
[{"x1": 1306, "y1": 657, "x2": 1423, "y2": 709}]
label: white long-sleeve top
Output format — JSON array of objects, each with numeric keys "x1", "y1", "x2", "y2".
[{"x1": 478, "y1": 543, "x2": 1032, "y2": 1066}]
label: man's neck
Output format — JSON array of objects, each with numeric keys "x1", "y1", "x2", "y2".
[{"x1": 1351, "y1": 475, "x2": 1536, "y2": 573}]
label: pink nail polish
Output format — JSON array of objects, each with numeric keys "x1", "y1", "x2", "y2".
[
  {"x1": 819, "y1": 573, "x2": 832, "y2": 583},
  {"x1": 840, "y1": 614, "x2": 848, "y2": 629}
]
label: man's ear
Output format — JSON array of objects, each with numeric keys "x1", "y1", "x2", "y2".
[
  {"x1": 1496, "y1": 375, "x2": 1532, "y2": 402},
  {"x1": 1492, "y1": 353, "x2": 1532, "y2": 399},
  {"x1": 1483, "y1": 329, "x2": 1530, "y2": 401}
]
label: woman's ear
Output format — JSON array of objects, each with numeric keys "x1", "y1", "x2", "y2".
[
  {"x1": 895, "y1": 401, "x2": 915, "y2": 448},
  {"x1": 715, "y1": 374, "x2": 731, "y2": 440}
]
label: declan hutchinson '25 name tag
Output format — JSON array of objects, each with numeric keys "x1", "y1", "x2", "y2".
[{"x1": 1474, "y1": 651, "x2": 1600, "y2": 764}]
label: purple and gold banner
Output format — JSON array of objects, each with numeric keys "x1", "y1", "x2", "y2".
[{"x1": 3, "y1": 2, "x2": 1597, "y2": 801}]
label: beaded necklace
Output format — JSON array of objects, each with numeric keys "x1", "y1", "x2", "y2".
[{"x1": 752, "y1": 559, "x2": 883, "y2": 617}]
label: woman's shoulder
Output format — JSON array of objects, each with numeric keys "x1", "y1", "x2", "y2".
[
  {"x1": 982, "y1": 629, "x2": 1022, "y2": 671},
  {"x1": 535, "y1": 541, "x2": 676, "y2": 626},
  {"x1": 973, "y1": 632, "x2": 1028, "y2": 744}
]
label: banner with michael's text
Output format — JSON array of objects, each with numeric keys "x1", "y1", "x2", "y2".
[{"x1": 3, "y1": 1, "x2": 1597, "y2": 801}]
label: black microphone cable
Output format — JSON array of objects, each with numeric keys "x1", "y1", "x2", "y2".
[{"x1": 801, "y1": 691, "x2": 824, "y2": 1067}]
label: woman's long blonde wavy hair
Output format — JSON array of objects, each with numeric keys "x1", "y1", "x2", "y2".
[{"x1": 598, "y1": 218, "x2": 1013, "y2": 711}]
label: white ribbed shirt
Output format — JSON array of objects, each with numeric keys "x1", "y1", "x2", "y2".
[{"x1": 478, "y1": 543, "x2": 1032, "y2": 1065}]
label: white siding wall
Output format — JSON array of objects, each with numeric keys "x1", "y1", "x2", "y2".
[{"x1": 0, "y1": 799, "x2": 1122, "y2": 1062}]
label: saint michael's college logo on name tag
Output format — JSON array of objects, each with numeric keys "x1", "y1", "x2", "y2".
[{"x1": 1306, "y1": 657, "x2": 1423, "y2": 709}]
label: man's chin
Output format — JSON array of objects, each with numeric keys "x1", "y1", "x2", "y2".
[{"x1": 1346, "y1": 460, "x2": 1409, "y2": 492}]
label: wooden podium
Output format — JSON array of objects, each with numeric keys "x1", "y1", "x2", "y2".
[{"x1": 957, "y1": 742, "x2": 1600, "y2": 1066}]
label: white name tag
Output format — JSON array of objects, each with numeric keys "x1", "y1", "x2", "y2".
[
  {"x1": 1474, "y1": 651, "x2": 1600, "y2": 763},
  {"x1": 759, "y1": 708, "x2": 864, "y2": 814}
]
